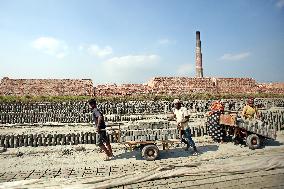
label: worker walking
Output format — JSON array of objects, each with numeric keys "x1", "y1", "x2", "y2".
[
  {"x1": 171, "y1": 99, "x2": 198, "y2": 155},
  {"x1": 88, "y1": 99, "x2": 113, "y2": 161}
]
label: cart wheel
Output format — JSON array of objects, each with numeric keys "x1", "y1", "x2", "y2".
[
  {"x1": 246, "y1": 134, "x2": 261, "y2": 150},
  {"x1": 141, "y1": 144, "x2": 159, "y2": 161}
]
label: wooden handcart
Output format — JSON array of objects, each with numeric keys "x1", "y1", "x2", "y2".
[
  {"x1": 219, "y1": 113, "x2": 277, "y2": 149},
  {"x1": 106, "y1": 123, "x2": 182, "y2": 161}
]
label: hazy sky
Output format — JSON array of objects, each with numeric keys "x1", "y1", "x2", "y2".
[{"x1": 0, "y1": 0, "x2": 283, "y2": 85}]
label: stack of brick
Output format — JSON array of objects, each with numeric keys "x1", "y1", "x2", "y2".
[
  {"x1": 95, "y1": 84, "x2": 151, "y2": 96},
  {"x1": 147, "y1": 77, "x2": 216, "y2": 94},
  {"x1": 257, "y1": 83, "x2": 284, "y2": 94},
  {"x1": 259, "y1": 108, "x2": 284, "y2": 132},
  {"x1": 0, "y1": 119, "x2": 207, "y2": 148},
  {"x1": 1, "y1": 76, "x2": 283, "y2": 97},
  {"x1": 0, "y1": 107, "x2": 281, "y2": 148},
  {"x1": 1, "y1": 99, "x2": 284, "y2": 131},
  {"x1": 119, "y1": 119, "x2": 207, "y2": 142},
  {"x1": 237, "y1": 120, "x2": 277, "y2": 139},
  {"x1": 216, "y1": 78, "x2": 257, "y2": 93},
  {"x1": 0, "y1": 132, "x2": 99, "y2": 148},
  {"x1": 0, "y1": 102, "x2": 93, "y2": 124},
  {"x1": 0, "y1": 77, "x2": 94, "y2": 96},
  {"x1": 95, "y1": 77, "x2": 284, "y2": 96}
]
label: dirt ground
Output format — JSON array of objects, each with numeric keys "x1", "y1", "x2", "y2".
[{"x1": 0, "y1": 132, "x2": 284, "y2": 189}]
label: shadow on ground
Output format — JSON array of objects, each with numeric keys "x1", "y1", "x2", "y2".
[
  {"x1": 262, "y1": 139, "x2": 283, "y2": 148},
  {"x1": 114, "y1": 144, "x2": 219, "y2": 160}
]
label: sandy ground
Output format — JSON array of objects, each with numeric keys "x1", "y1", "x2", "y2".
[{"x1": 0, "y1": 133, "x2": 284, "y2": 188}]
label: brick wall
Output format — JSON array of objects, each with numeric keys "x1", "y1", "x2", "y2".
[
  {"x1": 0, "y1": 76, "x2": 283, "y2": 97},
  {"x1": 0, "y1": 77, "x2": 94, "y2": 96},
  {"x1": 216, "y1": 78, "x2": 257, "y2": 93},
  {"x1": 257, "y1": 83, "x2": 284, "y2": 94},
  {"x1": 95, "y1": 84, "x2": 150, "y2": 96},
  {"x1": 95, "y1": 77, "x2": 277, "y2": 96}
]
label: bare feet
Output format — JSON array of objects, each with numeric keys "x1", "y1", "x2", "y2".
[{"x1": 192, "y1": 151, "x2": 199, "y2": 156}]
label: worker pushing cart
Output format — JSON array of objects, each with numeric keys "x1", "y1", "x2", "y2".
[
  {"x1": 218, "y1": 98, "x2": 277, "y2": 149},
  {"x1": 89, "y1": 99, "x2": 114, "y2": 161},
  {"x1": 171, "y1": 99, "x2": 198, "y2": 155}
]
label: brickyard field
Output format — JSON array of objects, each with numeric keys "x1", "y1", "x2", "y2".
[
  {"x1": 1, "y1": 1, "x2": 284, "y2": 188},
  {"x1": 0, "y1": 132, "x2": 283, "y2": 188},
  {"x1": 0, "y1": 98, "x2": 284, "y2": 188}
]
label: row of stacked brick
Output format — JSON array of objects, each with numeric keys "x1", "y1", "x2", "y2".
[
  {"x1": 118, "y1": 127, "x2": 207, "y2": 142},
  {"x1": 0, "y1": 99, "x2": 283, "y2": 127},
  {"x1": 0, "y1": 129, "x2": 203, "y2": 149},
  {"x1": 0, "y1": 99, "x2": 283, "y2": 115},
  {"x1": 0, "y1": 112, "x2": 92, "y2": 124},
  {"x1": 259, "y1": 109, "x2": 284, "y2": 131},
  {"x1": 237, "y1": 120, "x2": 277, "y2": 139},
  {"x1": 119, "y1": 120, "x2": 207, "y2": 142},
  {"x1": 0, "y1": 77, "x2": 94, "y2": 96},
  {"x1": 1, "y1": 98, "x2": 283, "y2": 114},
  {"x1": 0, "y1": 113, "x2": 160, "y2": 124},
  {"x1": 0, "y1": 112, "x2": 282, "y2": 133},
  {"x1": 0, "y1": 102, "x2": 91, "y2": 113},
  {"x1": 0, "y1": 132, "x2": 111, "y2": 148},
  {"x1": 119, "y1": 129, "x2": 180, "y2": 142},
  {"x1": 96, "y1": 77, "x2": 263, "y2": 96},
  {"x1": 0, "y1": 119, "x2": 208, "y2": 148},
  {"x1": 1, "y1": 110, "x2": 280, "y2": 149}
]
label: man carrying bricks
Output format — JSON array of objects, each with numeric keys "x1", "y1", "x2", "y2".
[
  {"x1": 88, "y1": 99, "x2": 113, "y2": 161},
  {"x1": 172, "y1": 99, "x2": 198, "y2": 155}
]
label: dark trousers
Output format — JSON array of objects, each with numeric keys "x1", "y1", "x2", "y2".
[{"x1": 181, "y1": 128, "x2": 196, "y2": 149}]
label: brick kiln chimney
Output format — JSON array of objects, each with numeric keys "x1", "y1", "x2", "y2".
[{"x1": 195, "y1": 31, "x2": 203, "y2": 78}]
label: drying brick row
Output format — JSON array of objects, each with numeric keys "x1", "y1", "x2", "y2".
[{"x1": 0, "y1": 132, "x2": 98, "y2": 148}]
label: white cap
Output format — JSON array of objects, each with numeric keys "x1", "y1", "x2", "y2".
[{"x1": 173, "y1": 99, "x2": 181, "y2": 104}]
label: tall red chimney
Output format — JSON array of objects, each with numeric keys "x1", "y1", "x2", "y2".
[{"x1": 195, "y1": 31, "x2": 203, "y2": 78}]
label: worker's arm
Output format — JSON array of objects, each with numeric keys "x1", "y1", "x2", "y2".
[
  {"x1": 177, "y1": 108, "x2": 189, "y2": 130},
  {"x1": 167, "y1": 112, "x2": 176, "y2": 121},
  {"x1": 93, "y1": 110, "x2": 103, "y2": 132},
  {"x1": 177, "y1": 115, "x2": 189, "y2": 130},
  {"x1": 241, "y1": 105, "x2": 247, "y2": 118},
  {"x1": 183, "y1": 115, "x2": 189, "y2": 122},
  {"x1": 254, "y1": 107, "x2": 259, "y2": 119},
  {"x1": 179, "y1": 108, "x2": 189, "y2": 123},
  {"x1": 97, "y1": 115, "x2": 104, "y2": 131},
  {"x1": 93, "y1": 118, "x2": 100, "y2": 133}
]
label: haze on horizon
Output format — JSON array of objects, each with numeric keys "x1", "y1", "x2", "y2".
[{"x1": 0, "y1": 0, "x2": 283, "y2": 85}]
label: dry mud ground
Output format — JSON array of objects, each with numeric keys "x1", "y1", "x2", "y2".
[{"x1": 0, "y1": 133, "x2": 284, "y2": 189}]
